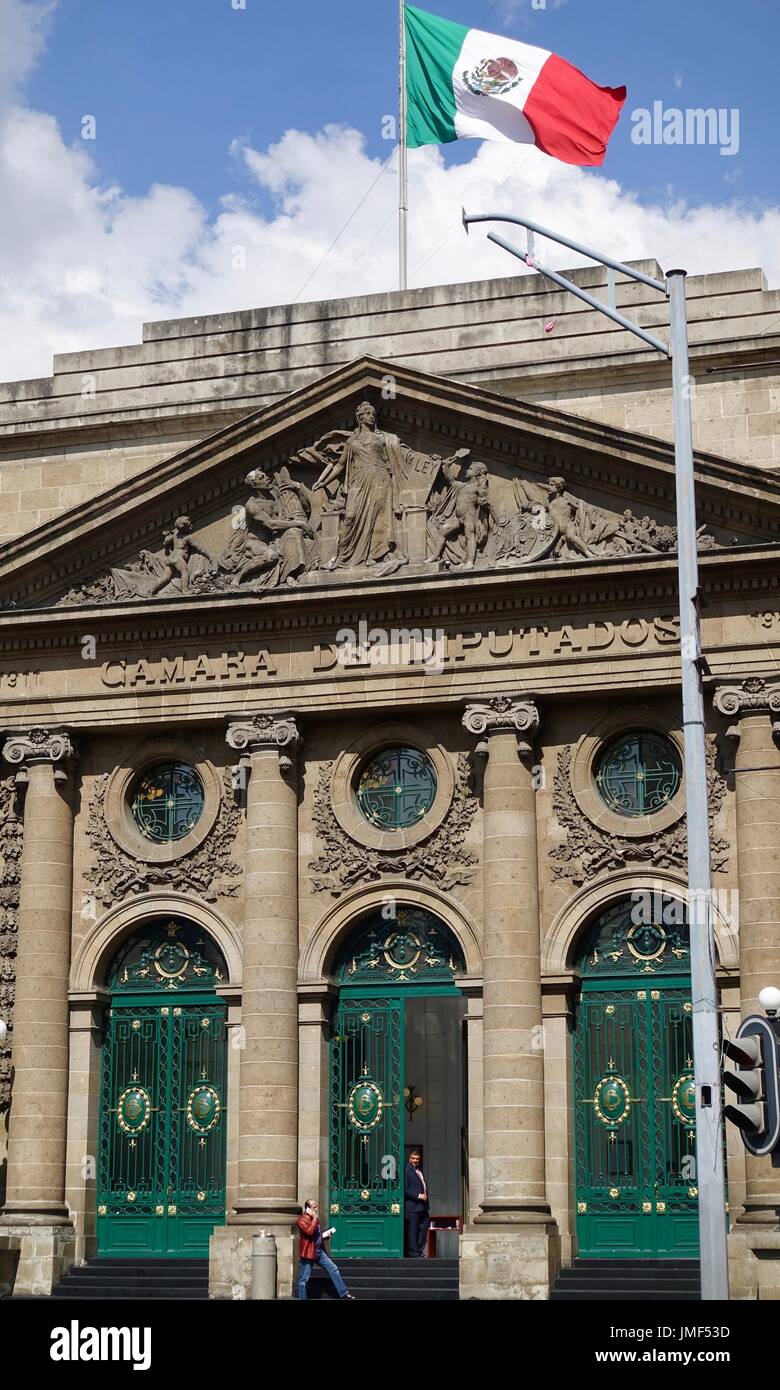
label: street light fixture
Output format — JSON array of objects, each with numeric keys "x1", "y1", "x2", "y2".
[{"x1": 461, "y1": 207, "x2": 728, "y2": 1301}]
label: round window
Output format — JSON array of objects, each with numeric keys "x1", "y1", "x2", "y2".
[
  {"x1": 130, "y1": 763, "x2": 205, "y2": 843},
  {"x1": 594, "y1": 732, "x2": 682, "y2": 818},
  {"x1": 355, "y1": 746, "x2": 437, "y2": 831}
]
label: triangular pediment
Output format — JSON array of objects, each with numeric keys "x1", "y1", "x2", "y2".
[{"x1": 1, "y1": 354, "x2": 779, "y2": 613}]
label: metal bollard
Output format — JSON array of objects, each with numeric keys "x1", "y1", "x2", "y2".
[{"x1": 250, "y1": 1231, "x2": 277, "y2": 1300}]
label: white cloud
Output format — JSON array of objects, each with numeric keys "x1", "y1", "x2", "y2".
[
  {"x1": 0, "y1": 0, "x2": 777, "y2": 382},
  {"x1": 0, "y1": 0, "x2": 53, "y2": 114}
]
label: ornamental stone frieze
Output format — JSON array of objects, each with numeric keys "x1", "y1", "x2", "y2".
[
  {"x1": 462, "y1": 694, "x2": 540, "y2": 758},
  {"x1": 52, "y1": 400, "x2": 718, "y2": 610},
  {"x1": 713, "y1": 677, "x2": 780, "y2": 739},
  {"x1": 2, "y1": 728, "x2": 77, "y2": 767}
]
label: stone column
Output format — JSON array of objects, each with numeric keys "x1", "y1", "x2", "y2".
[
  {"x1": 0, "y1": 728, "x2": 78, "y2": 1295},
  {"x1": 460, "y1": 695, "x2": 559, "y2": 1300},
  {"x1": 715, "y1": 681, "x2": 780, "y2": 1214},
  {"x1": 210, "y1": 713, "x2": 301, "y2": 1299}
]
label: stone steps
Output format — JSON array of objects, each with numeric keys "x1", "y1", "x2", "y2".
[{"x1": 551, "y1": 1258, "x2": 701, "y2": 1302}]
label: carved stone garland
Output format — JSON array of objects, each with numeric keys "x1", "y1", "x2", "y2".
[
  {"x1": 309, "y1": 751, "x2": 478, "y2": 896},
  {"x1": 550, "y1": 741, "x2": 729, "y2": 885},
  {"x1": 84, "y1": 767, "x2": 242, "y2": 905},
  {"x1": 0, "y1": 775, "x2": 22, "y2": 1113}
]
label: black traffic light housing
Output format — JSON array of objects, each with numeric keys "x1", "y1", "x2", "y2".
[{"x1": 723, "y1": 1016, "x2": 780, "y2": 1162}]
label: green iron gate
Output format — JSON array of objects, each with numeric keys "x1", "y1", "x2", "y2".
[
  {"x1": 329, "y1": 994, "x2": 404, "y2": 1257},
  {"x1": 328, "y1": 908, "x2": 465, "y2": 1259},
  {"x1": 573, "y1": 899, "x2": 699, "y2": 1258},
  {"x1": 97, "y1": 921, "x2": 228, "y2": 1259}
]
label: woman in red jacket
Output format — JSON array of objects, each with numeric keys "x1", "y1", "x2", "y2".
[{"x1": 296, "y1": 1200, "x2": 354, "y2": 1300}]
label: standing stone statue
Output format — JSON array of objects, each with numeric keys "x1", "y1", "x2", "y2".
[
  {"x1": 312, "y1": 402, "x2": 410, "y2": 571},
  {"x1": 110, "y1": 515, "x2": 214, "y2": 599},
  {"x1": 427, "y1": 459, "x2": 493, "y2": 569}
]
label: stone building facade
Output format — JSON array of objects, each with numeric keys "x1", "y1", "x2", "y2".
[{"x1": 0, "y1": 263, "x2": 779, "y2": 1299}]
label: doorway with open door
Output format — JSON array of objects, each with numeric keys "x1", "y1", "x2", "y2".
[{"x1": 328, "y1": 906, "x2": 466, "y2": 1259}]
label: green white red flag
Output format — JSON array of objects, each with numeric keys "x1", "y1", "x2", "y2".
[{"x1": 404, "y1": 4, "x2": 626, "y2": 166}]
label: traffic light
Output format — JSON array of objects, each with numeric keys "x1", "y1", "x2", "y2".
[{"x1": 723, "y1": 1016, "x2": 780, "y2": 1161}]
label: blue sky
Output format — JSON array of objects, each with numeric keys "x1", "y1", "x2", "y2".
[
  {"x1": 26, "y1": 0, "x2": 778, "y2": 212},
  {"x1": 1, "y1": 0, "x2": 778, "y2": 380}
]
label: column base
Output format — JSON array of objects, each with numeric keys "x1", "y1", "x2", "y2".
[
  {"x1": 229, "y1": 1198, "x2": 300, "y2": 1224},
  {"x1": 736, "y1": 1199, "x2": 780, "y2": 1226},
  {"x1": 210, "y1": 1211, "x2": 297, "y2": 1299},
  {"x1": 728, "y1": 1222, "x2": 780, "y2": 1300},
  {"x1": 0, "y1": 1222, "x2": 75, "y2": 1297},
  {"x1": 2, "y1": 1201, "x2": 72, "y2": 1224},
  {"x1": 460, "y1": 1205, "x2": 560, "y2": 1300},
  {"x1": 474, "y1": 1198, "x2": 554, "y2": 1227}
]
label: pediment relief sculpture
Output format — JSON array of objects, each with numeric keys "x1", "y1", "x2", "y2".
[{"x1": 55, "y1": 401, "x2": 716, "y2": 608}]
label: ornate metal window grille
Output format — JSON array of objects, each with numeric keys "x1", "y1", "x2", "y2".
[
  {"x1": 108, "y1": 919, "x2": 228, "y2": 993},
  {"x1": 334, "y1": 907, "x2": 465, "y2": 987},
  {"x1": 130, "y1": 762, "x2": 205, "y2": 842},
  {"x1": 594, "y1": 732, "x2": 682, "y2": 818},
  {"x1": 354, "y1": 746, "x2": 437, "y2": 831},
  {"x1": 579, "y1": 897, "x2": 690, "y2": 979}
]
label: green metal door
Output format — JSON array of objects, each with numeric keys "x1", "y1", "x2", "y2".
[
  {"x1": 573, "y1": 900, "x2": 699, "y2": 1259},
  {"x1": 97, "y1": 920, "x2": 229, "y2": 1259},
  {"x1": 328, "y1": 907, "x2": 467, "y2": 1258},
  {"x1": 329, "y1": 994, "x2": 404, "y2": 1258}
]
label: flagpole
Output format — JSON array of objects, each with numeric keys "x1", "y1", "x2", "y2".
[{"x1": 399, "y1": 0, "x2": 408, "y2": 290}]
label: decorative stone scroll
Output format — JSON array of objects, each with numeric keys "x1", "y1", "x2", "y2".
[
  {"x1": 53, "y1": 401, "x2": 719, "y2": 608},
  {"x1": 714, "y1": 677, "x2": 780, "y2": 739},
  {"x1": 2, "y1": 728, "x2": 77, "y2": 766},
  {"x1": 550, "y1": 741, "x2": 729, "y2": 885},
  {"x1": 309, "y1": 752, "x2": 477, "y2": 896},
  {"x1": 463, "y1": 694, "x2": 540, "y2": 758},
  {"x1": 84, "y1": 767, "x2": 242, "y2": 906},
  {"x1": 226, "y1": 713, "x2": 300, "y2": 777},
  {"x1": 225, "y1": 713, "x2": 300, "y2": 752}
]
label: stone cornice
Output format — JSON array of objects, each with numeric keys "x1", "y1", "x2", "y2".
[
  {"x1": 5, "y1": 542, "x2": 780, "y2": 656},
  {"x1": 2, "y1": 727, "x2": 77, "y2": 766}
]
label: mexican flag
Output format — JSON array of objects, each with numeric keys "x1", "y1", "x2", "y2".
[{"x1": 404, "y1": 4, "x2": 626, "y2": 167}]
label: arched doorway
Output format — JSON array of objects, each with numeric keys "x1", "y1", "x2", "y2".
[
  {"x1": 328, "y1": 906, "x2": 466, "y2": 1259},
  {"x1": 97, "y1": 918, "x2": 229, "y2": 1259},
  {"x1": 572, "y1": 895, "x2": 699, "y2": 1259}
]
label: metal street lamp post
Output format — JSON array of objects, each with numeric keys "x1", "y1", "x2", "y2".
[{"x1": 462, "y1": 209, "x2": 729, "y2": 1301}]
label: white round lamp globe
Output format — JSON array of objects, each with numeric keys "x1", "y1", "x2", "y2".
[{"x1": 758, "y1": 986, "x2": 780, "y2": 1016}]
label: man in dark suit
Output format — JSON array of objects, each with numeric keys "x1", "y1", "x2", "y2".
[{"x1": 404, "y1": 1147, "x2": 430, "y2": 1258}]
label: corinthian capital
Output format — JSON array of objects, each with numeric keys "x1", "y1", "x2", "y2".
[
  {"x1": 713, "y1": 677, "x2": 780, "y2": 718},
  {"x1": 717, "y1": 675, "x2": 778, "y2": 745},
  {"x1": 463, "y1": 695, "x2": 540, "y2": 758},
  {"x1": 463, "y1": 695, "x2": 540, "y2": 738},
  {"x1": 226, "y1": 713, "x2": 301, "y2": 753},
  {"x1": 3, "y1": 727, "x2": 77, "y2": 767},
  {"x1": 714, "y1": 678, "x2": 780, "y2": 739}
]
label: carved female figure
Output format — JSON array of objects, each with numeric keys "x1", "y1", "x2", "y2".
[{"x1": 314, "y1": 402, "x2": 407, "y2": 570}]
